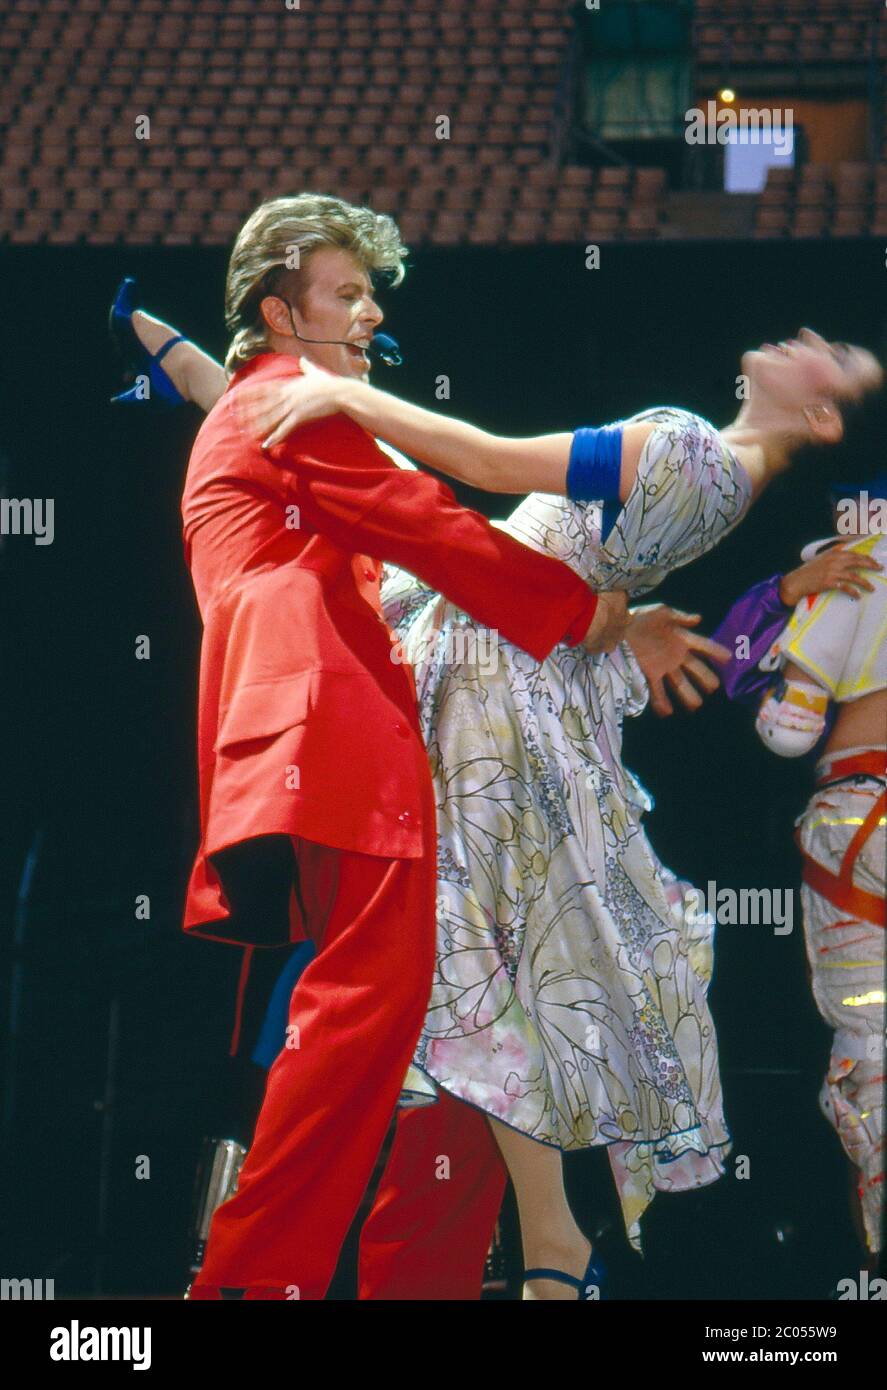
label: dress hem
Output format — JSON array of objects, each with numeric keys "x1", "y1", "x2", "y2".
[{"x1": 403, "y1": 1057, "x2": 732, "y2": 1161}]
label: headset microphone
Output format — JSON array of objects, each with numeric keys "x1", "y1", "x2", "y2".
[
  {"x1": 284, "y1": 303, "x2": 403, "y2": 366},
  {"x1": 367, "y1": 333, "x2": 403, "y2": 367}
]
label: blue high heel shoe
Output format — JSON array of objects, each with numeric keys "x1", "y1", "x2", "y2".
[
  {"x1": 109, "y1": 276, "x2": 188, "y2": 406},
  {"x1": 523, "y1": 1249, "x2": 607, "y2": 1300}
]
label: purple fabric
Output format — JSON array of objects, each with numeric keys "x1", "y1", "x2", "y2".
[
  {"x1": 711, "y1": 574, "x2": 791, "y2": 706},
  {"x1": 712, "y1": 573, "x2": 837, "y2": 753}
]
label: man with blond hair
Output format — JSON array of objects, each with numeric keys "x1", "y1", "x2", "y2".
[{"x1": 178, "y1": 194, "x2": 625, "y2": 1299}]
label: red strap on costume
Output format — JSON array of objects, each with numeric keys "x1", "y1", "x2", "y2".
[
  {"x1": 839, "y1": 786, "x2": 887, "y2": 887},
  {"x1": 817, "y1": 750, "x2": 887, "y2": 787},
  {"x1": 799, "y1": 787, "x2": 887, "y2": 928},
  {"x1": 802, "y1": 856, "x2": 886, "y2": 927}
]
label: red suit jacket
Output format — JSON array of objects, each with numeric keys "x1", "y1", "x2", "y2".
[{"x1": 181, "y1": 351, "x2": 599, "y2": 946}]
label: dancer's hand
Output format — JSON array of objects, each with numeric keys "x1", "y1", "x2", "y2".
[
  {"x1": 779, "y1": 543, "x2": 881, "y2": 606},
  {"x1": 580, "y1": 590, "x2": 629, "y2": 654},
  {"x1": 626, "y1": 605, "x2": 730, "y2": 716},
  {"x1": 238, "y1": 356, "x2": 348, "y2": 448}
]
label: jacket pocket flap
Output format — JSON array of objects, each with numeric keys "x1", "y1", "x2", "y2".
[{"x1": 216, "y1": 672, "x2": 313, "y2": 750}]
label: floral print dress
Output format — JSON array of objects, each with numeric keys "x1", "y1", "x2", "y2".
[{"x1": 379, "y1": 407, "x2": 753, "y2": 1250}]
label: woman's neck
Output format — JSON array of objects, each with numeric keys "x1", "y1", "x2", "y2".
[{"x1": 719, "y1": 404, "x2": 803, "y2": 497}]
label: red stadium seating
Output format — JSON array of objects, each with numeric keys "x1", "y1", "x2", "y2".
[
  {"x1": 695, "y1": 0, "x2": 877, "y2": 68},
  {"x1": 753, "y1": 161, "x2": 878, "y2": 239},
  {"x1": 0, "y1": 0, "x2": 879, "y2": 246}
]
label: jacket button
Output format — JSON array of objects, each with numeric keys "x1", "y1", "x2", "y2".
[
  {"x1": 363, "y1": 567, "x2": 375, "y2": 581},
  {"x1": 397, "y1": 810, "x2": 413, "y2": 825}
]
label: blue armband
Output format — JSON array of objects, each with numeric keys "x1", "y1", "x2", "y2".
[{"x1": 566, "y1": 423, "x2": 623, "y2": 541}]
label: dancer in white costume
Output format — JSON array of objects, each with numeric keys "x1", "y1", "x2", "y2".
[
  {"x1": 122, "y1": 298, "x2": 880, "y2": 1287},
  {"x1": 756, "y1": 528, "x2": 886, "y2": 1257}
]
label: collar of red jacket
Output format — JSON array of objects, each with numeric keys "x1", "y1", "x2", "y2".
[{"x1": 226, "y1": 351, "x2": 303, "y2": 393}]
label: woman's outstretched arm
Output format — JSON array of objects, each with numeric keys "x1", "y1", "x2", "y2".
[
  {"x1": 250, "y1": 364, "x2": 573, "y2": 493},
  {"x1": 126, "y1": 306, "x2": 654, "y2": 498},
  {"x1": 323, "y1": 380, "x2": 581, "y2": 494},
  {"x1": 244, "y1": 359, "x2": 656, "y2": 499}
]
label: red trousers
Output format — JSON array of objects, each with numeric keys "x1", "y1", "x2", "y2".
[
  {"x1": 359, "y1": 1087, "x2": 508, "y2": 1300},
  {"x1": 189, "y1": 766, "x2": 507, "y2": 1300}
]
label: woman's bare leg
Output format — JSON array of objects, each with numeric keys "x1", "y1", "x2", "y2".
[
  {"x1": 486, "y1": 1116, "x2": 594, "y2": 1300},
  {"x1": 130, "y1": 309, "x2": 228, "y2": 413}
]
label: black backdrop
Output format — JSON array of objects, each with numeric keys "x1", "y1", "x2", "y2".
[{"x1": 1, "y1": 237, "x2": 884, "y2": 1297}]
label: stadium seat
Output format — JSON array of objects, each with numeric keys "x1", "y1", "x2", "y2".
[{"x1": 1, "y1": 0, "x2": 877, "y2": 247}]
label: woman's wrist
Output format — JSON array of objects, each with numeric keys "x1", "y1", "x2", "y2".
[
  {"x1": 778, "y1": 570, "x2": 799, "y2": 607},
  {"x1": 336, "y1": 378, "x2": 375, "y2": 427}
]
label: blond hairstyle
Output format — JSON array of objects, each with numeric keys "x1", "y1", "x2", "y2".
[{"x1": 224, "y1": 194, "x2": 408, "y2": 372}]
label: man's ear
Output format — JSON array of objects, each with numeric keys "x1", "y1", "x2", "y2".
[
  {"x1": 803, "y1": 402, "x2": 844, "y2": 446},
  {"x1": 259, "y1": 294, "x2": 295, "y2": 338}
]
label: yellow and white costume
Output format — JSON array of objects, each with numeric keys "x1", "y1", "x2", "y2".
[{"x1": 773, "y1": 533, "x2": 887, "y2": 703}]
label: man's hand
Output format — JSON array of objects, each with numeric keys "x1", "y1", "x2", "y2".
[
  {"x1": 626, "y1": 604, "x2": 730, "y2": 716},
  {"x1": 778, "y1": 543, "x2": 881, "y2": 607},
  {"x1": 580, "y1": 590, "x2": 630, "y2": 654}
]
